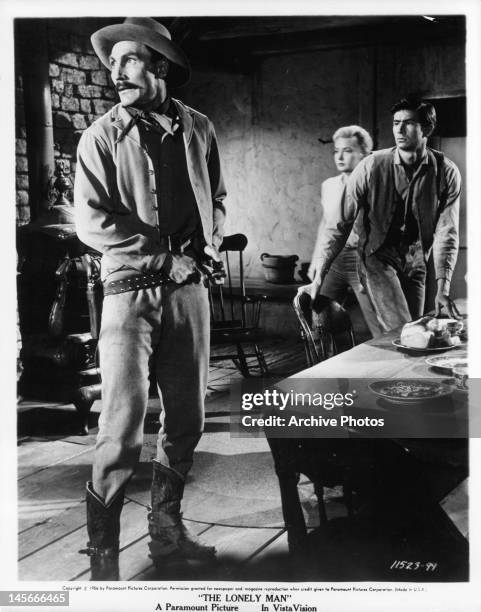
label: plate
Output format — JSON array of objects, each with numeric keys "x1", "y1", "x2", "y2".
[
  {"x1": 368, "y1": 379, "x2": 453, "y2": 404},
  {"x1": 425, "y1": 352, "x2": 468, "y2": 374},
  {"x1": 392, "y1": 338, "x2": 462, "y2": 353}
]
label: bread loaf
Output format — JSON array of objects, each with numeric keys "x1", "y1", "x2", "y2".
[
  {"x1": 400, "y1": 317, "x2": 463, "y2": 348},
  {"x1": 400, "y1": 318, "x2": 434, "y2": 348}
]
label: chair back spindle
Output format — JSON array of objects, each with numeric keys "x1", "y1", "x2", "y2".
[
  {"x1": 210, "y1": 233, "x2": 267, "y2": 376},
  {"x1": 293, "y1": 293, "x2": 355, "y2": 366}
]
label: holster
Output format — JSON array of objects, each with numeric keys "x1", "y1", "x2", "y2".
[
  {"x1": 83, "y1": 253, "x2": 103, "y2": 340},
  {"x1": 188, "y1": 231, "x2": 226, "y2": 286},
  {"x1": 81, "y1": 229, "x2": 224, "y2": 342}
]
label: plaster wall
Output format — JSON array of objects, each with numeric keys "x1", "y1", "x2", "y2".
[
  {"x1": 375, "y1": 41, "x2": 466, "y2": 144},
  {"x1": 183, "y1": 40, "x2": 465, "y2": 280},
  {"x1": 183, "y1": 47, "x2": 375, "y2": 279}
]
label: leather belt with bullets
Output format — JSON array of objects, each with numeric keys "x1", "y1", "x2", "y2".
[
  {"x1": 103, "y1": 234, "x2": 191, "y2": 296},
  {"x1": 102, "y1": 232, "x2": 225, "y2": 296},
  {"x1": 103, "y1": 271, "x2": 172, "y2": 296}
]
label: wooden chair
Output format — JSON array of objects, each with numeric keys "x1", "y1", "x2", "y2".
[
  {"x1": 293, "y1": 292, "x2": 355, "y2": 366},
  {"x1": 209, "y1": 234, "x2": 268, "y2": 377},
  {"x1": 267, "y1": 292, "x2": 366, "y2": 553},
  {"x1": 267, "y1": 436, "x2": 376, "y2": 553}
]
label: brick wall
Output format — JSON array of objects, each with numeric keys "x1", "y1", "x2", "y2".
[
  {"x1": 15, "y1": 20, "x2": 115, "y2": 224},
  {"x1": 15, "y1": 54, "x2": 29, "y2": 226},
  {"x1": 48, "y1": 22, "x2": 114, "y2": 183}
]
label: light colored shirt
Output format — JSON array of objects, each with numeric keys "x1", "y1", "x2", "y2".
[
  {"x1": 74, "y1": 100, "x2": 227, "y2": 281},
  {"x1": 311, "y1": 174, "x2": 359, "y2": 266}
]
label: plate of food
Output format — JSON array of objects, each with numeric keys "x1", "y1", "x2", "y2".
[
  {"x1": 368, "y1": 379, "x2": 453, "y2": 404},
  {"x1": 425, "y1": 352, "x2": 468, "y2": 374},
  {"x1": 392, "y1": 339, "x2": 461, "y2": 353},
  {"x1": 393, "y1": 316, "x2": 464, "y2": 353}
]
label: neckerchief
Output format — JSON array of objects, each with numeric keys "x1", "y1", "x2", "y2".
[{"x1": 115, "y1": 99, "x2": 182, "y2": 143}]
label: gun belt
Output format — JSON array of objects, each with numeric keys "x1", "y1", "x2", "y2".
[{"x1": 103, "y1": 272, "x2": 171, "y2": 296}]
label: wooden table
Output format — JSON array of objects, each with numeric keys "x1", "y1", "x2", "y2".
[
  {"x1": 291, "y1": 297, "x2": 467, "y2": 381},
  {"x1": 276, "y1": 299, "x2": 469, "y2": 439},
  {"x1": 268, "y1": 300, "x2": 469, "y2": 569}
]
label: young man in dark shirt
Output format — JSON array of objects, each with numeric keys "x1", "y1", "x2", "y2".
[{"x1": 302, "y1": 98, "x2": 461, "y2": 331}]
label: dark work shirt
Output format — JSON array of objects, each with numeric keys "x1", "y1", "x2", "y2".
[
  {"x1": 382, "y1": 185, "x2": 419, "y2": 250},
  {"x1": 126, "y1": 101, "x2": 200, "y2": 240},
  {"x1": 379, "y1": 151, "x2": 430, "y2": 255}
]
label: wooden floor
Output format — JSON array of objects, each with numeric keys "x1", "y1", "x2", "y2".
[
  {"x1": 17, "y1": 335, "x2": 469, "y2": 582},
  {"x1": 17, "y1": 337, "x2": 309, "y2": 582}
]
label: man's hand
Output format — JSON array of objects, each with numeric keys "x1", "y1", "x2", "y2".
[
  {"x1": 297, "y1": 276, "x2": 322, "y2": 301},
  {"x1": 434, "y1": 289, "x2": 461, "y2": 319},
  {"x1": 201, "y1": 244, "x2": 226, "y2": 285},
  {"x1": 163, "y1": 253, "x2": 199, "y2": 284},
  {"x1": 204, "y1": 244, "x2": 221, "y2": 263},
  {"x1": 435, "y1": 279, "x2": 461, "y2": 318}
]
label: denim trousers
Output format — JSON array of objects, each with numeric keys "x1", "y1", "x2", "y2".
[
  {"x1": 93, "y1": 281, "x2": 210, "y2": 505},
  {"x1": 358, "y1": 242, "x2": 427, "y2": 333},
  {"x1": 320, "y1": 247, "x2": 384, "y2": 338}
]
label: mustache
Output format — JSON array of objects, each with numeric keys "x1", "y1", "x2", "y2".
[{"x1": 116, "y1": 83, "x2": 138, "y2": 92}]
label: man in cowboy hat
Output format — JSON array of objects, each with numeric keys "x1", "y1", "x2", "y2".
[{"x1": 74, "y1": 17, "x2": 226, "y2": 580}]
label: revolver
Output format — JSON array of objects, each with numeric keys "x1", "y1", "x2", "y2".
[{"x1": 199, "y1": 244, "x2": 226, "y2": 286}]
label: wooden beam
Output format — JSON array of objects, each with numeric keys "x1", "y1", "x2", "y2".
[
  {"x1": 198, "y1": 16, "x2": 385, "y2": 41},
  {"x1": 185, "y1": 18, "x2": 465, "y2": 73}
]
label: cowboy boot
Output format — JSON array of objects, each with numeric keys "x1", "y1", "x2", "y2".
[
  {"x1": 148, "y1": 461, "x2": 216, "y2": 565},
  {"x1": 79, "y1": 482, "x2": 124, "y2": 580}
]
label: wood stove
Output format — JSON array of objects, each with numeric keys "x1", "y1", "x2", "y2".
[{"x1": 17, "y1": 222, "x2": 102, "y2": 434}]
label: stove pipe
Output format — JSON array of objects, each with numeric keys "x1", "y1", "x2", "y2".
[{"x1": 19, "y1": 19, "x2": 55, "y2": 220}]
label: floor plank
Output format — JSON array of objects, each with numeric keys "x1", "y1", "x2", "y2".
[
  {"x1": 19, "y1": 499, "x2": 92, "y2": 560},
  {"x1": 17, "y1": 439, "x2": 94, "y2": 480},
  {"x1": 204, "y1": 391, "x2": 231, "y2": 415},
  {"x1": 18, "y1": 449, "x2": 94, "y2": 531},
  {"x1": 129, "y1": 524, "x2": 282, "y2": 582},
  {"x1": 247, "y1": 530, "x2": 289, "y2": 560},
  {"x1": 19, "y1": 499, "x2": 148, "y2": 581},
  {"x1": 239, "y1": 531, "x2": 292, "y2": 581},
  {"x1": 198, "y1": 524, "x2": 284, "y2": 581},
  {"x1": 207, "y1": 364, "x2": 239, "y2": 383}
]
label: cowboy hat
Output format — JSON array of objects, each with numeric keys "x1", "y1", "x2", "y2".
[{"x1": 91, "y1": 17, "x2": 190, "y2": 87}]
